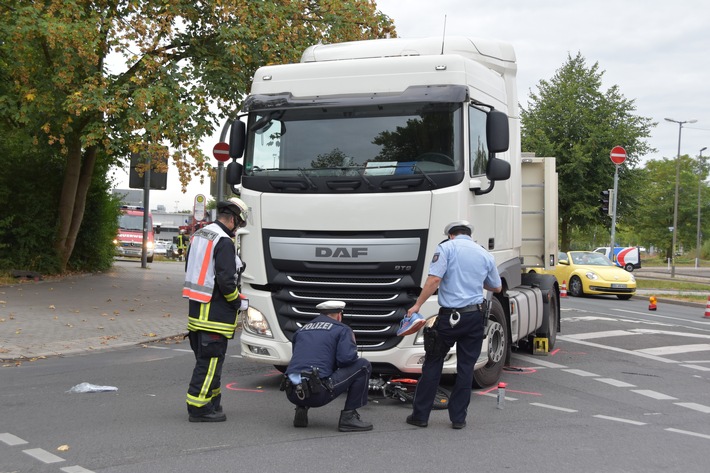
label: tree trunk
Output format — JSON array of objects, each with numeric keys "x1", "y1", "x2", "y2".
[{"x1": 54, "y1": 138, "x2": 97, "y2": 272}]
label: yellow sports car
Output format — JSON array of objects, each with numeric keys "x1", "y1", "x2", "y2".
[{"x1": 550, "y1": 251, "x2": 636, "y2": 300}]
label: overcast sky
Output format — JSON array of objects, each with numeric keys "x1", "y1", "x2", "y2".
[{"x1": 117, "y1": 0, "x2": 710, "y2": 211}]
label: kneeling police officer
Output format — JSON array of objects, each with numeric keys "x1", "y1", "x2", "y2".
[{"x1": 282, "y1": 300, "x2": 373, "y2": 432}]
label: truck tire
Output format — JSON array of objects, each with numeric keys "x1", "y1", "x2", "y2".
[
  {"x1": 543, "y1": 289, "x2": 558, "y2": 350},
  {"x1": 472, "y1": 297, "x2": 508, "y2": 388},
  {"x1": 624, "y1": 263, "x2": 634, "y2": 272},
  {"x1": 147, "y1": 256, "x2": 153, "y2": 263}
]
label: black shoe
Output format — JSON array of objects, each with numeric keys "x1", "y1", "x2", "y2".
[
  {"x1": 452, "y1": 421, "x2": 466, "y2": 429},
  {"x1": 338, "y1": 409, "x2": 373, "y2": 432},
  {"x1": 189, "y1": 411, "x2": 227, "y2": 423},
  {"x1": 406, "y1": 415, "x2": 428, "y2": 428},
  {"x1": 214, "y1": 405, "x2": 223, "y2": 413},
  {"x1": 294, "y1": 406, "x2": 309, "y2": 428}
]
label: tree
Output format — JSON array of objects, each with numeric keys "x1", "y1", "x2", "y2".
[
  {"x1": 632, "y1": 156, "x2": 710, "y2": 258},
  {"x1": 520, "y1": 52, "x2": 654, "y2": 250},
  {"x1": 0, "y1": 0, "x2": 395, "y2": 271}
]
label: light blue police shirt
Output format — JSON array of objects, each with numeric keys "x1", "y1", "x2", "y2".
[{"x1": 428, "y1": 235, "x2": 501, "y2": 308}]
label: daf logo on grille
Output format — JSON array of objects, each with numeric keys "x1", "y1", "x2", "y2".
[{"x1": 315, "y1": 247, "x2": 368, "y2": 258}]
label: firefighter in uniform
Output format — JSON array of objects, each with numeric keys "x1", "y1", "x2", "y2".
[
  {"x1": 283, "y1": 301, "x2": 373, "y2": 432},
  {"x1": 176, "y1": 229, "x2": 189, "y2": 261},
  {"x1": 405, "y1": 221, "x2": 502, "y2": 429},
  {"x1": 182, "y1": 198, "x2": 249, "y2": 422}
]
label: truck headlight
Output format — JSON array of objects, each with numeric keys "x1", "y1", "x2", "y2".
[
  {"x1": 242, "y1": 307, "x2": 273, "y2": 338},
  {"x1": 146, "y1": 241, "x2": 154, "y2": 250},
  {"x1": 413, "y1": 316, "x2": 438, "y2": 345}
]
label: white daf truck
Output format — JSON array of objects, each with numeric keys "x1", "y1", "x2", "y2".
[{"x1": 225, "y1": 36, "x2": 559, "y2": 387}]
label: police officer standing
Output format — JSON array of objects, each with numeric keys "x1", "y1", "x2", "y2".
[
  {"x1": 182, "y1": 198, "x2": 249, "y2": 422},
  {"x1": 284, "y1": 301, "x2": 373, "y2": 432},
  {"x1": 405, "y1": 221, "x2": 502, "y2": 429}
]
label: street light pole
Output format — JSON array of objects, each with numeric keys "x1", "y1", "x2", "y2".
[
  {"x1": 697, "y1": 146, "x2": 708, "y2": 269},
  {"x1": 665, "y1": 117, "x2": 697, "y2": 278}
]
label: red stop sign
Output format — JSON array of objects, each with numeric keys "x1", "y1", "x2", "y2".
[
  {"x1": 213, "y1": 142, "x2": 230, "y2": 162},
  {"x1": 610, "y1": 146, "x2": 626, "y2": 165}
]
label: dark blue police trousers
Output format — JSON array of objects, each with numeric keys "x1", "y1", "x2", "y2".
[
  {"x1": 286, "y1": 357, "x2": 371, "y2": 411},
  {"x1": 411, "y1": 309, "x2": 485, "y2": 424}
]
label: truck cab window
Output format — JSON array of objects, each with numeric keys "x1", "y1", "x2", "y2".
[
  {"x1": 469, "y1": 106, "x2": 489, "y2": 177},
  {"x1": 243, "y1": 102, "x2": 463, "y2": 192}
]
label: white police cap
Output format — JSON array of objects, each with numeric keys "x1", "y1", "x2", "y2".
[
  {"x1": 316, "y1": 300, "x2": 346, "y2": 312},
  {"x1": 444, "y1": 220, "x2": 474, "y2": 235}
]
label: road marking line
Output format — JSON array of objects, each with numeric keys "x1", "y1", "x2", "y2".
[
  {"x1": 557, "y1": 336, "x2": 680, "y2": 364},
  {"x1": 630, "y1": 329, "x2": 710, "y2": 339},
  {"x1": 512, "y1": 354, "x2": 567, "y2": 368},
  {"x1": 23, "y1": 448, "x2": 65, "y2": 463},
  {"x1": 637, "y1": 344, "x2": 710, "y2": 356},
  {"x1": 593, "y1": 415, "x2": 647, "y2": 425},
  {"x1": 479, "y1": 392, "x2": 519, "y2": 401},
  {"x1": 562, "y1": 369, "x2": 599, "y2": 377},
  {"x1": 674, "y1": 402, "x2": 710, "y2": 413},
  {"x1": 666, "y1": 428, "x2": 710, "y2": 440},
  {"x1": 595, "y1": 378, "x2": 636, "y2": 388},
  {"x1": 530, "y1": 402, "x2": 577, "y2": 412},
  {"x1": 681, "y1": 364, "x2": 710, "y2": 371},
  {"x1": 61, "y1": 466, "x2": 96, "y2": 473},
  {"x1": 564, "y1": 330, "x2": 637, "y2": 340},
  {"x1": 0, "y1": 433, "x2": 28, "y2": 446},
  {"x1": 631, "y1": 389, "x2": 678, "y2": 400},
  {"x1": 613, "y1": 309, "x2": 710, "y2": 328}
]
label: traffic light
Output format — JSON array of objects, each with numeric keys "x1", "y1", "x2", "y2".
[{"x1": 599, "y1": 189, "x2": 610, "y2": 216}]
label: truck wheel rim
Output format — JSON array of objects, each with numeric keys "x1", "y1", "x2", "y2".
[{"x1": 486, "y1": 321, "x2": 505, "y2": 363}]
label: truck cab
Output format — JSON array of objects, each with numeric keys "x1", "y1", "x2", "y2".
[{"x1": 226, "y1": 37, "x2": 559, "y2": 387}]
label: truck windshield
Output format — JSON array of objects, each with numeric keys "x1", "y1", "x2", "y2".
[
  {"x1": 118, "y1": 213, "x2": 148, "y2": 231},
  {"x1": 243, "y1": 102, "x2": 463, "y2": 193}
]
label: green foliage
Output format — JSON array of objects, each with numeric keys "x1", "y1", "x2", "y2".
[
  {"x1": 0, "y1": 126, "x2": 119, "y2": 273},
  {"x1": 0, "y1": 127, "x2": 62, "y2": 273},
  {"x1": 0, "y1": 0, "x2": 395, "y2": 270},
  {"x1": 631, "y1": 156, "x2": 710, "y2": 258},
  {"x1": 521, "y1": 52, "x2": 654, "y2": 250},
  {"x1": 68, "y1": 159, "x2": 122, "y2": 272}
]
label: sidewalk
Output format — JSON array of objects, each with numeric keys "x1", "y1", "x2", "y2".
[{"x1": 0, "y1": 261, "x2": 188, "y2": 364}]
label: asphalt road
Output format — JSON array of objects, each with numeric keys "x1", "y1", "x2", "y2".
[{"x1": 2, "y1": 292, "x2": 710, "y2": 472}]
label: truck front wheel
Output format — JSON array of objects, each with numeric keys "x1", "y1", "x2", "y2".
[{"x1": 472, "y1": 297, "x2": 508, "y2": 388}]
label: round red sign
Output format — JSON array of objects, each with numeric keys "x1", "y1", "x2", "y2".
[
  {"x1": 610, "y1": 146, "x2": 627, "y2": 165},
  {"x1": 213, "y1": 142, "x2": 230, "y2": 162}
]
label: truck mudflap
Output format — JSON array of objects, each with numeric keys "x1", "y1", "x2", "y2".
[{"x1": 520, "y1": 272, "x2": 560, "y2": 350}]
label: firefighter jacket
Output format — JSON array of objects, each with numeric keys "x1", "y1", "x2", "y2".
[{"x1": 183, "y1": 221, "x2": 242, "y2": 338}]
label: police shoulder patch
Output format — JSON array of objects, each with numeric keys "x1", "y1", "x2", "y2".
[{"x1": 432, "y1": 253, "x2": 440, "y2": 263}]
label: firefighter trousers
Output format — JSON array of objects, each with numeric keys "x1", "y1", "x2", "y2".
[{"x1": 186, "y1": 331, "x2": 228, "y2": 416}]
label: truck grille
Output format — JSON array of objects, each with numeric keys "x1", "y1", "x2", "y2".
[{"x1": 262, "y1": 230, "x2": 427, "y2": 351}]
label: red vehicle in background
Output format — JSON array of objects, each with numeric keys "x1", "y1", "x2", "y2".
[{"x1": 114, "y1": 206, "x2": 157, "y2": 263}]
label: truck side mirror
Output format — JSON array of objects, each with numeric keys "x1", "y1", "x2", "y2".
[
  {"x1": 486, "y1": 109, "x2": 509, "y2": 153},
  {"x1": 226, "y1": 161, "x2": 243, "y2": 186},
  {"x1": 230, "y1": 120, "x2": 246, "y2": 159},
  {"x1": 154, "y1": 224, "x2": 161, "y2": 234}
]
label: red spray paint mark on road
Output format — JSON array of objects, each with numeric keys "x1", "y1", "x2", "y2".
[{"x1": 225, "y1": 382, "x2": 264, "y2": 393}]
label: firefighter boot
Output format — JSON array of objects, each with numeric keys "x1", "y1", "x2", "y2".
[
  {"x1": 338, "y1": 409, "x2": 373, "y2": 432},
  {"x1": 294, "y1": 406, "x2": 309, "y2": 428}
]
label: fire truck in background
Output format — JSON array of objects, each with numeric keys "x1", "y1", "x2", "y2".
[{"x1": 114, "y1": 206, "x2": 157, "y2": 263}]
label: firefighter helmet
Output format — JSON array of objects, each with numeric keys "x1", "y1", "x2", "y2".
[{"x1": 217, "y1": 197, "x2": 249, "y2": 224}]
